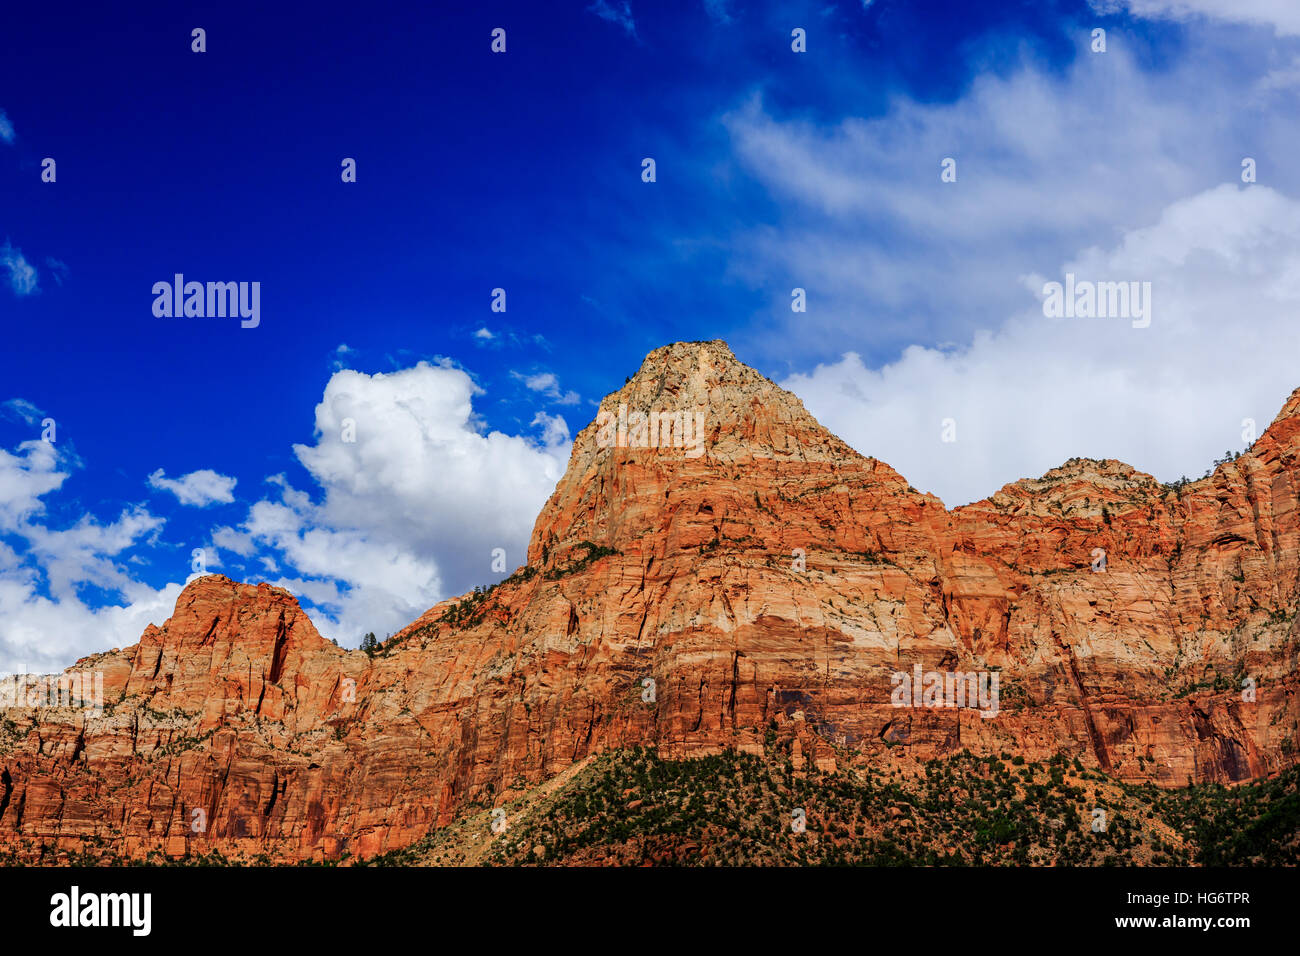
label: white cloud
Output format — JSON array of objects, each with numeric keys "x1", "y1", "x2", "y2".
[
  {"x1": 0, "y1": 110, "x2": 12, "y2": 144},
  {"x1": 0, "y1": 440, "x2": 67, "y2": 529},
  {"x1": 0, "y1": 439, "x2": 178, "y2": 674},
  {"x1": 531, "y1": 411, "x2": 572, "y2": 447},
  {"x1": 330, "y1": 344, "x2": 357, "y2": 371},
  {"x1": 721, "y1": 40, "x2": 1300, "y2": 359},
  {"x1": 0, "y1": 398, "x2": 43, "y2": 427},
  {"x1": 514, "y1": 370, "x2": 582, "y2": 405},
  {"x1": 522, "y1": 371, "x2": 559, "y2": 392},
  {"x1": 0, "y1": 359, "x2": 575, "y2": 670},
  {"x1": 23, "y1": 507, "x2": 166, "y2": 602},
  {"x1": 782, "y1": 183, "x2": 1300, "y2": 506},
  {"x1": 0, "y1": 576, "x2": 184, "y2": 676},
  {"x1": 0, "y1": 361, "x2": 574, "y2": 671},
  {"x1": 1094, "y1": 0, "x2": 1300, "y2": 36},
  {"x1": 217, "y1": 361, "x2": 571, "y2": 646},
  {"x1": 147, "y1": 468, "x2": 238, "y2": 507},
  {"x1": 716, "y1": 19, "x2": 1300, "y2": 508},
  {"x1": 1, "y1": 242, "x2": 38, "y2": 296}
]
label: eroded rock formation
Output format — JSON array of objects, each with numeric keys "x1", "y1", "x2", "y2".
[{"x1": 1, "y1": 340, "x2": 1296, "y2": 861}]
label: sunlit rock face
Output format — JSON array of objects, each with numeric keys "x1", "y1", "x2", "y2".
[{"x1": 1, "y1": 340, "x2": 1296, "y2": 862}]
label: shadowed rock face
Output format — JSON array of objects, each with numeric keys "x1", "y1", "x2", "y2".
[{"x1": 1, "y1": 340, "x2": 1297, "y2": 862}]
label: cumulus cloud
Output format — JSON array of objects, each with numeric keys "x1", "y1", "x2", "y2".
[
  {"x1": 1, "y1": 242, "x2": 38, "y2": 296},
  {"x1": 722, "y1": 39, "x2": 1300, "y2": 362},
  {"x1": 0, "y1": 438, "x2": 178, "y2": 673},
  {"x1": 713, "y1": 13, "x2": 1300, "y2": 506},
  {"x1": 0, "y1": 439, "x2": 67, "y2": 529},
  {"x1": 0, "y1": 576, "x2": 184, "y2": 677},
  {"x1": 0, "y1": 359, "x2": 575, "y2": 670},
  {"x1": 214, "y1": 361, "x2": 571, "y2": 646},
  {"x1": 147, "y1": 468, "x2": 238, "y2": 507},
  {"x1": 782, "y1": 183, "x2": 1300, "y2": 506}
]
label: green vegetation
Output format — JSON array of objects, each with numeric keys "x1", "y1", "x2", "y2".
[
  {"x1": 1163, "y1": 447, "x2": 1252, "y2": 493},
  {"x1": 6, "y1": 745, "x2": 1296, "y2": 867},
  {"x1": 367, "y1": 747, "x2": 1300, "y2": 867},
  {"x1": 542, "y1": 541, "x2": 619, "y2": 580},
  {"x1": 384, "y1": 565, "x2": 544, "y2": 650},
  {"x1": 1139, "y1": 770, "x2": 1300, "y2": 866},
  {"x1": 438, "y1": 588, "x2": 494, "y2": 628}
]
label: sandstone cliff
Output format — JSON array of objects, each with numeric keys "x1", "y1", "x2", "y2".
[{"x1": 1, "y1": 340, "x2": 1296, "y2": 862}]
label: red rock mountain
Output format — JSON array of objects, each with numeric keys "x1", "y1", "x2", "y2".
[{"x1": 1, "y1": 340, "x2": 1297, "y2": 861}]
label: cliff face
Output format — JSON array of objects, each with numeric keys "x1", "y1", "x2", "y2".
[{"x1": 1, "y1": 340, "x2": 1297, "y2": 862}]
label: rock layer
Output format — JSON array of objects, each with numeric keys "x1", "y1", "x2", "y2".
[{"x1": 1, "y1": 340, "x2": 1297, "y2": 862}]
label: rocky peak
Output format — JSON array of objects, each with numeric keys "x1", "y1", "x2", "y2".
[
  {"x1": 581, "y1": 339, "x2": 859, "y2": 464},
  {"x1": 526, "y1": 339, "x2": 911, "y2": 567},
  {"x1": 976, "y1": 457, "x2": 1162, "y2": 519},
  {"x1": 123, "y1": 575, "x2": 335, "y2": 725}
]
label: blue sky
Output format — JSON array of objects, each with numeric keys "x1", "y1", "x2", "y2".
[{"x1": 4, "y1": 0, "x2": 1300, "y2": 669}]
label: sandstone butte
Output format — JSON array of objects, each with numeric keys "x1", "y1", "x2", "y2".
[{"x1": 0, "y1": 340, "x2": 1297, "y2": 863}]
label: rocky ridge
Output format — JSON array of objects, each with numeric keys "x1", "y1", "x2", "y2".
[{"x1": 0, "y1": 340, "x2": 1296, "y2": 862}]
